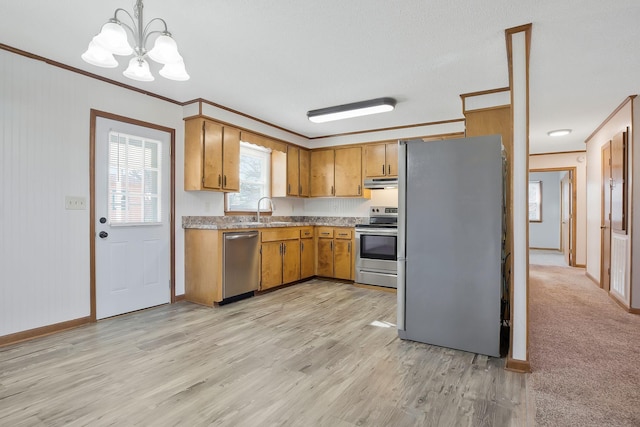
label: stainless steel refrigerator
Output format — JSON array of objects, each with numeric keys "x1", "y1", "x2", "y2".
[{"x1": 397, "y1": 135, "x2": 504, "y2": 357}]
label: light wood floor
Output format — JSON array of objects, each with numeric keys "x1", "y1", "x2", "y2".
[{"x1": 0, "y1": 279, "x2": 529, "y2": 426}]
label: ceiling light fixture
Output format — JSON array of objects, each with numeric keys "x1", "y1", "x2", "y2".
[
  {"x1": 547, "y1": 129, "x2": 572, "y2": 137},
  {"x1": 307, "y1": 97, "x2": 396, "y2": 123},
  {"x1": 81, "y1": 0, "x2": 189, "y2": 82}
]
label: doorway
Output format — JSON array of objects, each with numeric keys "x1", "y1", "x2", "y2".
[
  {"x1": 529, "y1": 168, "x2": 577, "y2": 267},
  {"x1": 90, "y1": 110, "x2": 176, "y2": 320}
]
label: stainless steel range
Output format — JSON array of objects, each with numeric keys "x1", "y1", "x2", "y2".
[{"x1": 355, "y1": 206, "x2": 398, "y2": 288}]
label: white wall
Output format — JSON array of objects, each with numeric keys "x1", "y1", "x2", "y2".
[
  {"x1": 529, "y1": 171, "x2": 562, "y2": 249},
  {"x1": 529, "y1": 152, "x2": 587, "y2": 266},
  {"x1": 0, "y1": 50, "x2": 184, "y2": 336}
]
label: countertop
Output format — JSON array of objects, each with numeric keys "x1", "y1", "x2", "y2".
[{"x1": 182, "y1": 215, "x2": 368, "y2": 230}]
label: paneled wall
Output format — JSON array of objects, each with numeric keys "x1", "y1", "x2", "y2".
[{"x1": 0, "y1": 50, "x2": 184, "y2": 337}]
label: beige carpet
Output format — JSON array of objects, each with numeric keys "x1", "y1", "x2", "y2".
[{"x1": 529, "y1": 265, "x2": 640, "y2": 426}]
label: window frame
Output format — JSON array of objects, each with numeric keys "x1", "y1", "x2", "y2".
[
  {"x1": 528, "y1": 180, "x2": 542, "y2": 222},
  {"x1": 107, "y1": 131, "x2": 163, "y2": 226},
  {"x1": 225, "y1": 141, "x2": 272, "y2": 214}
]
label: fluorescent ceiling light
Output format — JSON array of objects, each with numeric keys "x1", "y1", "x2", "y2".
[
  {"x1": 547, "y1": 129, "x2": 572, "y2": 137},
  {"x1": 307, "y1": 97, "x2": 396, "y2": 123}
]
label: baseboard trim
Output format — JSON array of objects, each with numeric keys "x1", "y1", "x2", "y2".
[
  {"x1": 529, "y1": 247, "x2": 561, "y2": 251},
  {"x1": 574, "y1": 263, "x2": 586, "y2": 268},
  {"x1": 0, "y1": 316, "x2": 92, "y2": 347},
  {"x1": 174, "y1": 294, "x2": 185, "y2": 302},
  {"x1": 609, "y1": 292, "x2": 631, "y2": 311},
  {"x1": 505, "y1": 357, "x2": 531, "y2": 373},
  {"x1": 629, "y1": 307, "x2": 640, "y2": 315},
  {"x1": 585, "y1": 271, "x2": 599, "y2": 286}
]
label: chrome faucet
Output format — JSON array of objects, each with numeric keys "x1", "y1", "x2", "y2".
[{"x1": 257, "y1": 197, "x2": 275, "y2": 223}]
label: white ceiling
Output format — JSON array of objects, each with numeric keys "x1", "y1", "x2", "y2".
[{"x1": 1, "y1": 0, "x2": 638, "y2": 153}]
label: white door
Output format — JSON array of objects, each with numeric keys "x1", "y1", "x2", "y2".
[{"x1": 95, "y1": 117, "x2": 171, "y2": 319}]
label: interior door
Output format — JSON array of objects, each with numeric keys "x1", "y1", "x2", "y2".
[
  {"x1": 601, "y1": 142, "x2": 611, "y2": 291},
  {"x1": 95, "y1": 117, "x2": 171, "y2": 319},
  {"x1": 560, "y1": 171, "x2": 571, "y2": 266}
]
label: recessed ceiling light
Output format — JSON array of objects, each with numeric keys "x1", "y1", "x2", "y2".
[{"x1": 547, "y1": 129, "x2": 572, "y2": 137}]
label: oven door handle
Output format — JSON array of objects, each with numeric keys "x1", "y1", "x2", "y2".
[{"x1": 356, "y1": 230, "x2": 398, "y2": 236}]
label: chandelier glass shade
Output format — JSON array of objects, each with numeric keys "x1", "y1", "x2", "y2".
[{"x1": 81, "y1": 0, "x2": 189, "y2": 82}]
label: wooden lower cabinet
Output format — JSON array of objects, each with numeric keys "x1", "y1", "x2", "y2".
[
  {"x1": 184, "y1": 229, "x2": 223, "y2": 306},
  {"x1": 300, "y1": 237, "x2": 315, "y2": 279},
  {"x1": 315, "y1": 227, "x2": 354, "y2": 280},
  {"x1": 261, "y1": 228, "x2": 301, "y2": 290},
  {"x1": 261, "y1": 241, "x2": 285, "y2": 290},
  {"x1": 333, "y1": 239, "x2": 352, "y2": 280}
]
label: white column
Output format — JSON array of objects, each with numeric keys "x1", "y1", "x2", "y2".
[{"x1": 511, "y1": 31, "x2": 529, "y2": 362}]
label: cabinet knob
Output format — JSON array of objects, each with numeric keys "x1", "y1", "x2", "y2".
[
  {"x1": 218, "y1": 175, "x2": 222, "y2": 186},
  {"x1": 388, "y1": 164, "x2": 391, "y2": 175},
  {"x1": 382, "y1": 164, "x2": 385, "y2": 174},
  {"x1": 288, "y1": 183, "x2": 291, "y2": 194},
  {"x1": 358, "y1": 185, "x2": 361, "y2": 195},
  {"x1": 223, "y1": 175, "x2": 227, "y2": 187}
]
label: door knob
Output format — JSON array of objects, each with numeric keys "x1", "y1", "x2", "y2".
[{"x1": 99, "y1": 231, "x2": 108, "y2": 239}]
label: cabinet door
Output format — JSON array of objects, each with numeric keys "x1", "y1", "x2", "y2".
[
  {"x1": 316, "y1": 238, "x2": 334, "y2": 277},
  {"x1": 203, "y1": 120, "x2": 223, "y2": 189},
  {"x1": 282, "y1": 240, "x2": 301, "y2": 284},
  {"x1": 385, "y1": 142, "x2": 398, "y2": 177},
  {"x1": 335, "y1": 147, "x2": 362, "y2": 196},
  {"x1": 364, "y1": 144, "x2": 387, "y2": 178},
  {"x1": 300, "y1": 238, "x2": 315, "y2": 279},
  {"x1": 334, "y1": 239, "x2": 352, "y2": 280},
  {"x1": 222, "y1": 126, "x2": 240, "y2": 191},
  {"x1": 261, "y1": 241, "x2": 283, "y2": 290},
  {"x1": 299, "y1": 149, "x2": 311, "y2": 197},
  {"x1": 310, "y1": 150, "x2": 335, "y2": 197},
  {"x1": 287, "y1": 146, "x2": 300, "y2": 196}
]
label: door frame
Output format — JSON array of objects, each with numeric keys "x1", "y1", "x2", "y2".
[
  {"x1": 89, "y1": 109, "x2": 176, "y2": 322},
  {"x1": 529, "y1": 167, "x2": 577, "y2": 267}
]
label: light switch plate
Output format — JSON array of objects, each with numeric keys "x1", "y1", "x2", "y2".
[{"x1": 65, "y1": 196, "x2": 86, "y2": 210}]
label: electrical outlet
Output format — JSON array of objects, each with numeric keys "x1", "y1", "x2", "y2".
[{"x1": 65, "y1": 196, "x2": 86, "y2": 210}]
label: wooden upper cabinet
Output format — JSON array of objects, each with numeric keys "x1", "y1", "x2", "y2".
[
  {"x1": 385, "y1": 143, "x2": 398, "y2": 177},
  {"x1": 310, "y1": 150, "x2": 335, "y2": 197},
  {"x1": 221, "y1": 126, "x2": 240, "y2": 191},
  {"x1": 334, "y1": 147, "x2": 362, "y2": 196},
  {"x1": 184, "y1": 117, "x2": 240, "y2": 192},
  {"x1": 364, "y1": 144, "x2": 386, "y2": 178},
  {"x1": 364, "y1": 142, "x2": 398, "y2": 178},
  {"x1": 299, "y1": 149, "x2": 310, "y2": 197},
  {"x1": 287, "y1": 146, "x2": 300, "y2": 196}
]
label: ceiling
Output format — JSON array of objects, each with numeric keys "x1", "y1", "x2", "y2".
[{"x1": 1, "y1": 1, "x2": 638, "y2": 153}]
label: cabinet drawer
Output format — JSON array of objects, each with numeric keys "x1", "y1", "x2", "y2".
[
  {"x1": 316, "y1": 227, "x2": 334, "y2": 238},
  {"x1": 300, "y1": 227, "x2": 314, "y2": 238},
  {"x1": 261, "y1": 228, "x2": 300, "y2": 242},
  {"x1": 335, "y1": 228, "x2": 352, "y2": 239}
]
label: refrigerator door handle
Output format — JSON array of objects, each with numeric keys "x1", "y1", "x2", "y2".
[{"x1": 397, "y1": 140, "x2": 408, "y2": 332}]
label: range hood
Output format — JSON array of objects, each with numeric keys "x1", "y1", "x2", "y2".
[{"x1": 364, "y1": 177, "x2": 398, "y2": 189}]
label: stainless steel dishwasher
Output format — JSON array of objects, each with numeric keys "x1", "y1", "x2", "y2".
[{"x1": 223, "y1": 231, "x2": 260, "y2": 301}]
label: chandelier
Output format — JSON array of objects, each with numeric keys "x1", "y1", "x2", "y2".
[{"x1": 81, "y1": 0, "x2": 189, "y2": 82}]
